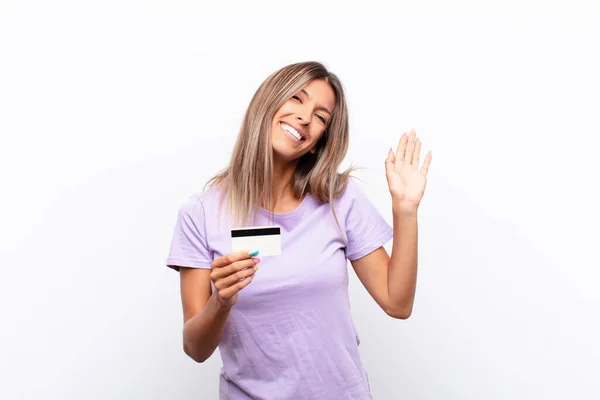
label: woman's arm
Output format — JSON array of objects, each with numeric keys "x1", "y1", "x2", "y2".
[
  {"x1": 179, "y1": 251, "x2": 259, "y2": 362},
  {"x1": 179, "y1": 268, "x2": 230, "y2": 363},
  {"x1": 386, "y1": 208, "x2": 418, "y2": 316},
  {"x1": 351, "y1": 209, "x2": 418, "y2": 319},
  {"x1": 352, "y1": 129, "x2": 430, "y2": 319}
]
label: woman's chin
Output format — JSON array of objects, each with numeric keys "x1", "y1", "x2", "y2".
[{"x1": 272, "y1": 146, "x2": 301, "y2": 163}]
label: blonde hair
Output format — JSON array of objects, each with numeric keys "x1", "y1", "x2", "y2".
[{"x1": 205, "y1": 61, "x2": 358, "y2": 228}]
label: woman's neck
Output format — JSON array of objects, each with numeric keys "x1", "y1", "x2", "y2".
[{"x1": 270, "y1": 155, "x2": 299, "y2": 208}]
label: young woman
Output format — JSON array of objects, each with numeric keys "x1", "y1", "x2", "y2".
[{"x1": 166, "y1": 61, "x2": 432, "y2": 399}]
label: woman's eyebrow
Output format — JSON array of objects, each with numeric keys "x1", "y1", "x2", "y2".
[{"x1": 301, "y1": 89, "x2": 332, "y2": 115}]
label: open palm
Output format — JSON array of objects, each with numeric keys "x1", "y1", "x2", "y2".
[{"x1": 385, "y1": 129, "x2": 432, "y2": 211}]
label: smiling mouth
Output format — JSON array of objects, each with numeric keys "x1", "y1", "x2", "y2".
[{"x1": 280, "y1": 122, "x2": 305, "y2": 141}]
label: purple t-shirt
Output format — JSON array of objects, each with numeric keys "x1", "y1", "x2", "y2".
[{"x1": 166, "y1": 177, "x2": 393, "y2": 399}]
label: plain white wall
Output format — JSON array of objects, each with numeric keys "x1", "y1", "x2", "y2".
[{"x1": 1, "y1": 1, "x2": 599, "y2": 399}]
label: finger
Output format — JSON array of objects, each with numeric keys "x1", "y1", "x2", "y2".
[
  {"x1": 405, "y1": 129, "x2": 416, "y2": 167},
  {"x1": 395, "y1": 132, "x2": 408, "y2": 171},
  {"x1": 217, "y1": 274, "x2": 254, "y2": 299},
  {"x1": 214, "y1": 266, "x2": 257, "y2": 290},
  {"x1": 212, "y1": 250, "x2": 254, "y2": 269},
  {"x1": 385, "y1": 147, "x2": 395, "y2": 176},
  {"x1": 210, "y1": 258, "x2": 256, "y2": 280},
  {"x1": 420, "y1": 151, "x2": 432, "y2": 176},
  {"x1": 413, "y1": 138, "x2": 421, "y2": 168}
]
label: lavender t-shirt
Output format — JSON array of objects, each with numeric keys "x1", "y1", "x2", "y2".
[{"x1": 166, "y1": 177, "x2": 393, "y2": 400}]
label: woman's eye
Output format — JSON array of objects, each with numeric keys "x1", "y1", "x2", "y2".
[
  {"x1": 292, "y1": 95, "x2": 302, "y2": 102},
  {"x1": 317, "y1": 115, "x2": 326, "y2": 123}
]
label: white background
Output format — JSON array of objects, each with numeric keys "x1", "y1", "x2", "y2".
[{"x1": 1, "y1": 0, "x2": 599, "y2": 399}]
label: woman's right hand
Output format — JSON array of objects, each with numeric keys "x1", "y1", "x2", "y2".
[{"x1": 210, "y1": 250, "x2": 260, "y2": 308}]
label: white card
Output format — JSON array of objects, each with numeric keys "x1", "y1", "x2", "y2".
[{"x1": 231, "y1": 225, "x2": 281, "y2": 256}]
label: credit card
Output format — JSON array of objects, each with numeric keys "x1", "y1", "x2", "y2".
[{"x1": 231, "y1": 226, "x2": 281, "y2": 256}]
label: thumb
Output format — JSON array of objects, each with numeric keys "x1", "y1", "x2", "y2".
[{"x1": 385, "y1": 148, "x2": 395, "y2": 175}]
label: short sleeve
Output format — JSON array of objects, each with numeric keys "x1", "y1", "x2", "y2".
[
  {"x1": 344, "y1": 179, "x2": 394, "y2": 261},
  {"x1": 165, "y1": 193, "x2": 213, "y2": 272}
]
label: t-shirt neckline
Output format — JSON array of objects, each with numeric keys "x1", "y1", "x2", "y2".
[{"x1": 256, "y1": 192, "x2": 312, "y2": 219}]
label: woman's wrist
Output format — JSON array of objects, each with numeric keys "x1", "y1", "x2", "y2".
[{"x1": 210, "y1": 291, "x2": 234, "y2": 313}]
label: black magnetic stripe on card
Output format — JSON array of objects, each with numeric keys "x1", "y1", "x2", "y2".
[{"x1": 231, "y1": 227, "x2": 281, "y2": 237}]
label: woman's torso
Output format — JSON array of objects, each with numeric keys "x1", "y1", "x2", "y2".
[{"x1": 200, "y1": 187, "x2": 372, "y2": 400}]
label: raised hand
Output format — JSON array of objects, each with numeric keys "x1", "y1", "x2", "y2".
[{"x1": 385, "y1": 128, "x2": 432, "y2": 213}]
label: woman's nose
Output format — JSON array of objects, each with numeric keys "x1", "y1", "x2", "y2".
[{"x1": 296, "y1": 113, "x2": 310, "y2": 125}]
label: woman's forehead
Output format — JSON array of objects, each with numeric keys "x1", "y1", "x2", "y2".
[{"x1": 299, "y1": 79, "x2": 336, "y2": 114}]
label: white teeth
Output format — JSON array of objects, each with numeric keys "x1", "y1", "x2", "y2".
[{"x1": 281, "y1": 123, "x2": 303, "y2": 140}]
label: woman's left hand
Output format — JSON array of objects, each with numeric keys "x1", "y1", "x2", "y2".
[{"x1": 385, "y1": 128, "x2": 432, "y2": 213}]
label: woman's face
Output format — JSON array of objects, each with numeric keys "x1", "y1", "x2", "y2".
[{"x1": 271, "y1": 79, "x2": 336, "y2": 162}]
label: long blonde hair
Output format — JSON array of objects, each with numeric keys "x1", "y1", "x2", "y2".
[{"x1": 205, "y1": 61, "x2": 357, "y2": 228}]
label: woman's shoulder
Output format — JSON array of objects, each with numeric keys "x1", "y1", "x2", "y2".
[
  {"x1": 335, "y1": 175, "x2": 366, "y2": 204},
  {"x1": 332, "y1": 175, "x2": 385, "y2": 220},
  {"x1": 177, "y1": 185, "x2": 224, "y2": 216}
]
